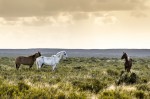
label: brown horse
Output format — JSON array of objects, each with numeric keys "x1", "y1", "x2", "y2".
[
  {"x1": 15, "y1": 52, "x2": 41, "y2": 70},
  {"x1": 121, "y1": 52, "x2": 133, "y2": 72}
]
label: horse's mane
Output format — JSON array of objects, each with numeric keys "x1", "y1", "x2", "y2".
[
  {"x1": 52, "y1": 55, "x2": 56, "y2": 57},
  {"x1": 28, "y1": 54, "x2": 36, "y2": 58},
  {"x1": 130, "y1": 58, "x2": 133, "y2": 61},
  {"x1": 127, "y1": 55, "x2": 132, "y2": 61},
  {"x1": 56, "y1": 51, "x2": 64, "y2": 59},
  {"x1": 28, "y1": 53, "x2": 40, "y2": 59},
  {"x1": 56, "y1": 52, "x2": 61, "y2": 55}
]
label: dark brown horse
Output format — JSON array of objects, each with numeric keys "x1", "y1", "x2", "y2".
[
  {"x1": 15, "y1": 52, "x2": 41, "y2": 70},
  {"x1": 121, "y1": 52, "x2": 133, "y2": 72}
]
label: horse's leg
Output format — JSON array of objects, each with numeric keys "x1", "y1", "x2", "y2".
[
  {"x1": 127, "y1": 68, "x2": 130, "y2": 73},
  {"x1": 128, "y1": 66, "x2": 132, "y2": 73},
  {"x1": 16, "y1": 64, "x2": 18, "y2": 70},
  {"x1": 36, "y1": 61, "x2": 40, "y2": 69},
  {"x1": 126, "y1": 63, "x2": 132, "y2": 73},
  {"x1": 29, "y1": 64, "x2": 33, "y2": 69},
  {"x1": 52, "y1": 65, "x2": 56, "y2": 71},
  {"x1": 129, "y1": 62, "x2": 132, "y2": 73},
  {"x1": 41, "y1": 63, "x2": 44, "y2": 67},
  {"x1": 124, "y1": 63, "x2": 126, "y2": 72},
  {"x1": 16, "y1": 64, "x2": 20, "y2": 70},
  {"x1": 125, "y1": 66, "x2": 126, "y2": 71},
  {"x1": 126, "y1": 68, "x2": 129, "y2": 72},
  {"x1": 38, "y1": 62, "x2": 43, "y2": 69}
]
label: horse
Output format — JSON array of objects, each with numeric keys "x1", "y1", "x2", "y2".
[
  {"x1": 121, "y1": 52, "x2": 133, "y2": 72},
  {"x1": 15, "y1": 52, "x2": 41, "y2": 70},
  {"x1": 36, "y1": 51, "x2": 68, "y2": 71}
]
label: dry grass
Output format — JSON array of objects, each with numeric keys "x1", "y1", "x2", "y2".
[{"x1": 0, "y1": 57, "x2": 150, "y2": 98}]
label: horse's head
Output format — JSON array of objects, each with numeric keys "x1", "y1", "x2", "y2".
[
  {"x1": 38, "y1": 51, "x2": 41, "y2": 56},
  {"x1": 34, "y1": 52, "x2": 41, "y2": 58},
  {"x1": 56, "y1": 51, "x2": 68, "y2": 59},
  {"x1": 62, "y1": 51, "x2": 68, "y2": 59},
  {"x1": 121, "y1": 52, "x2": 127, "y2": 59}
]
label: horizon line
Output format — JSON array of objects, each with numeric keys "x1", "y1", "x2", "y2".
[{"x1": 0, "y1": 48, "x2": 150, "y2": 50}]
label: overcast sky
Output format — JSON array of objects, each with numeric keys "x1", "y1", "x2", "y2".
[{"x1": 0, "y1": 0, "x2": 150, "y2": 49}]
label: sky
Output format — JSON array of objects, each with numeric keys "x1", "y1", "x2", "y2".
[{"x1": 0, "y1": 0, "x2": 150, "y2": 49}]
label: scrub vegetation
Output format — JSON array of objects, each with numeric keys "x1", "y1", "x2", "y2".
[{"x1": 0, "y1": 57, "x2": 150, "y2": 99}]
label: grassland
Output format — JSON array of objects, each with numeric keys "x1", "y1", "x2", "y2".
[{"x1": 0, "y1": 57, "x2": 150, "y2": 99}]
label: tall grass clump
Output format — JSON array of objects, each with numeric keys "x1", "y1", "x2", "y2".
[
  {"x1": 98, "y1": 90, "x2": 130, "y2": 99},
  {"x1": 72, "y1": 78, "x2": 107, "y2": 93}
]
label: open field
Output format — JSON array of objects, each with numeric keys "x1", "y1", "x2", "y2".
[{"x1": 0, "y1": 56, "x2": 150, "y2": 99}]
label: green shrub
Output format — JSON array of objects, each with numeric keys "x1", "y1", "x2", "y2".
[
  {"x1": 6, "y1": 86, "x2": 20, "y2": 98},
  {"x1": 0, "y1": 85, "x2": 20, "y2": 98},
  {"x1": 49, "y1": 77, "x2": 61, "y2": 85},
  {"x1": 72, "y1": 79, "x2": 107, "y2": 93},
  {"x1": 99, "y1": 90, "x2": 130, "y2": 99},
  {"x1": 18, "y1": 82, "x2": 30, "y2": 92},
  {"x1": 137, "y1": 84, "x2": 150, "y2": 91},
  {"x1": 141, "y1": 78, "x2": 148, "y2": 83},
  {"x1": 90, "y1": 57, "x2": 97, "y2": 62},
  {"x1": 32, "y1": 75, "x2": 43, "y2": 83},
  {"x1": 135, "y1": 91, "x2": 145, "y2": 99},
  {"x1": 107, "y1": 69, "x2": 119, "y2": 76},
  {"x1": 57, "y1": 92, "x2": 66, "y2": 99},
  {"x1": 68, "y1": 92, "x2": 87, "y2": 99},
  {"x1": 129, "y1": 73, "x2": 137, "y2": 84},
  {"x1": 0, "y1": 78, "x2": 3, "y2": 85},
  {"x1": 117, "y1": 72, "x2": 138, "y2": 85},
  {"x1": 25, "y1": 89, "x2": 50, "y2": 99}
]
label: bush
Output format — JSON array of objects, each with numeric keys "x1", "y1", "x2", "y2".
[
  {"x1": 99, "y1": 90, "x2": 130, "y2": 99},
  {"x1": 6, "y1": 86, "x2": 20, "y2": 98},
  {"x1": 107, "y1": 69, "x2": 119, "y2": 76},
  {"x1": 0, "y1": 85, "x2": 20, "y2": 98},
  {"x1": 72, "y1": 79, "x2": 107, "y2": 93},
  {"x1": 129, "y1": 73, "x2": 137, "y2": 84},
  {"x1": 25, "y1": 89, "x2": 50, "y2": 99},
  {"x1": 135, "y1": 91, "x2": 145, "y2": 99},
  {"x1": 137, "y1": 84, "x2": 150, "y2": 91},
  {"x1": 32, "y1": 75, "x2": 43, "y2": 83},
  {"x1": 141, "y1": 78, "x2": 148, "y2": 83},
  {"x1": 18, "y1": 82, "x2": 30, "y2": 92},
  {"x1": 68, "y1": 92, "x2": 87, "y2": 99},
  {"x1": 90, "y1": 57, "x2": 97, "y2": 62},
  {"x1": 57, "y1": 92, "x2": 66, "y2": 99},
  {"x1": 116, "y1": 72, "x2": 138, "y2": 85}
]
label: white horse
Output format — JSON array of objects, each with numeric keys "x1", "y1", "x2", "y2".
[{"x1": 36, "y1": 51, "x2": 68, "y2": 70}]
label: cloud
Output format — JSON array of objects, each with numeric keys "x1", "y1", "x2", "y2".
[
  {"x1": 93, "y1": 14, "x2": 119, "y2": 25},
  {"x1": 0, "y1": 13, "x2": 74, "y2": 26},
  {"x1": 72, "y1": 12, "x2": 90, "y2": 20},
  {"x1": 131, "y1": 11, "x2": 148, "y2": 18},
  {"x1": 0, "y1": 0, "x2": 149, "y2": 17},
  {"x1": 0, "y1": 0, "x2": 149, "y2": 26}
]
